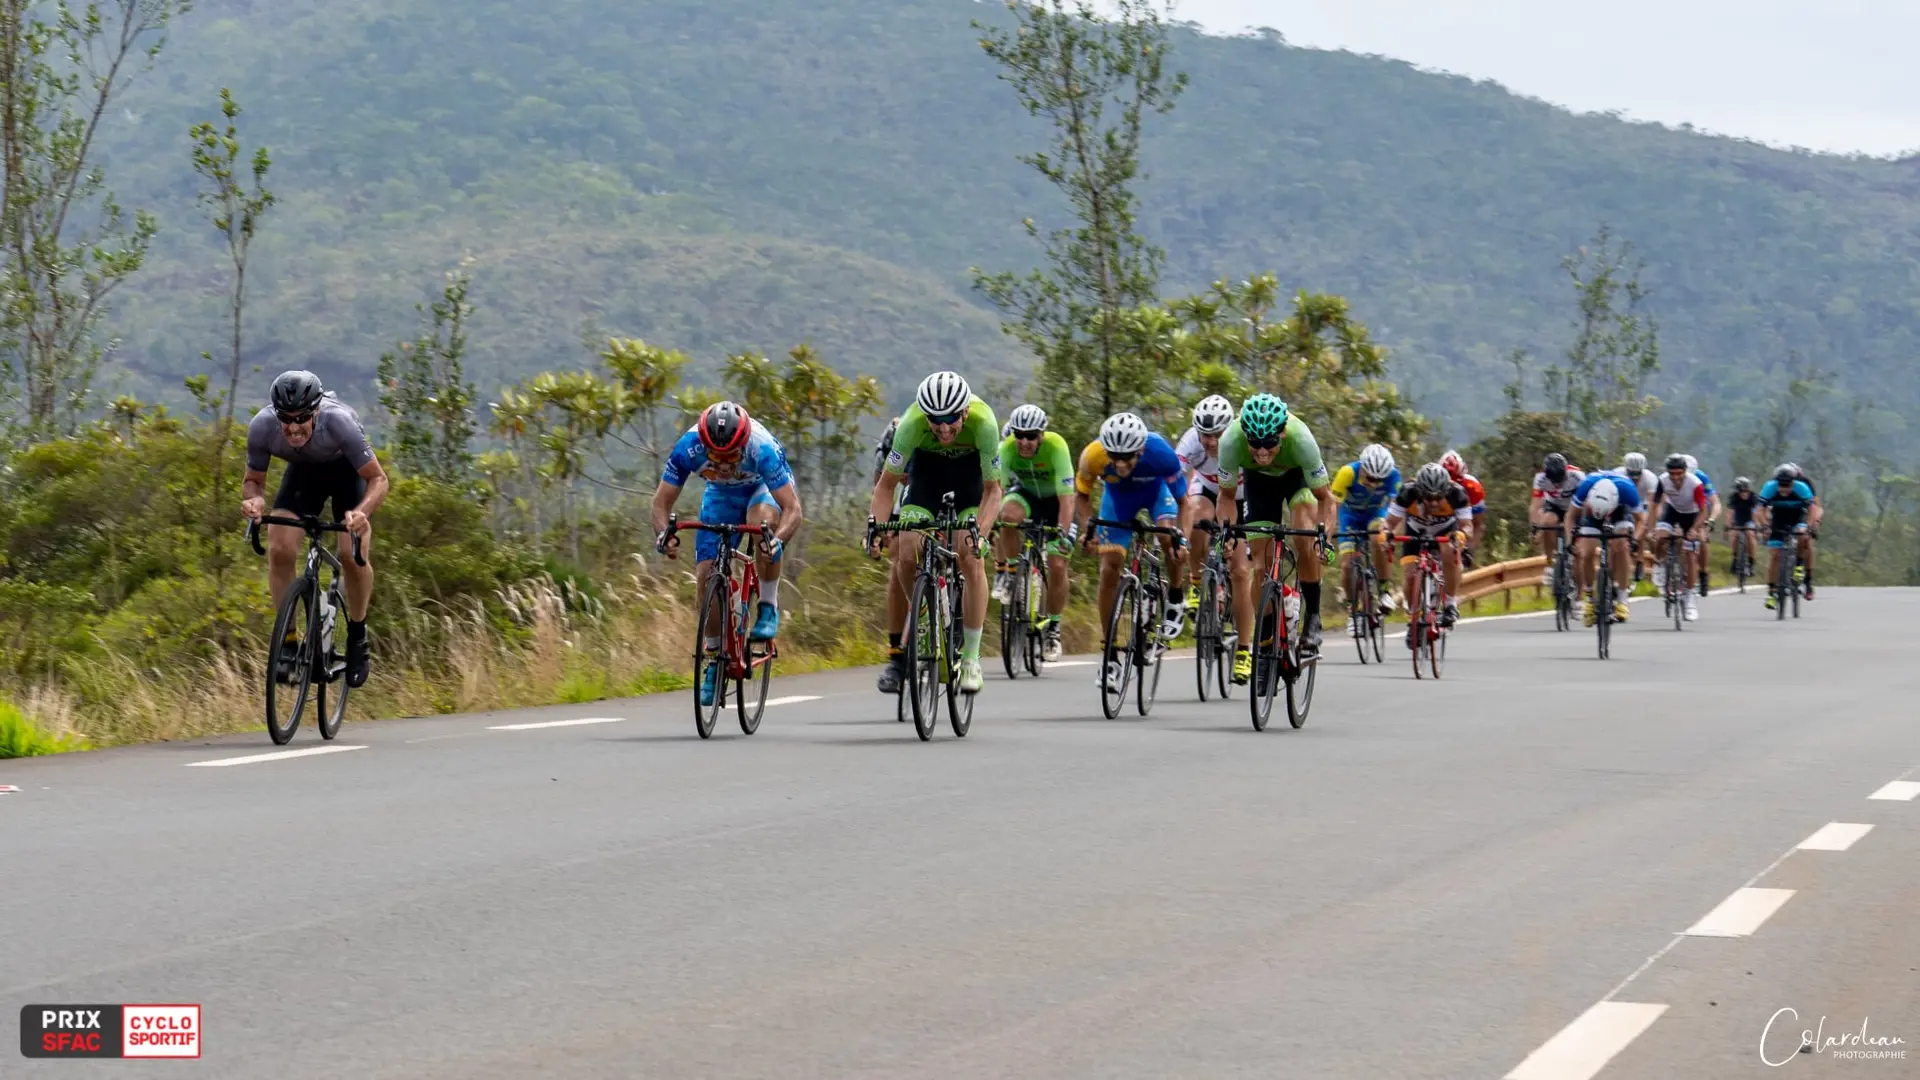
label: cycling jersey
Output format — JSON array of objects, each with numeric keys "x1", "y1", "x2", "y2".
[
  {"x1": 1728, "y1": 490, "x2": 1758, "y2": 527},
  {"x1": 1455, "y1": 472, "x2": 1487, "y2": 517},
  {"x1": 1758, "y1": 478, "x2": 1815, "y2": 514},
  {"x1": 1532, "y1": 467, "x2": 1587, "y2": 508},
  {"x1": 1174, "y1": 426, "x2": 1223, "y2": 497},
  {"x1": 1609, "y1": 467, "x2": 1660, "y2": 506},
  {"x1": 884, "y1": 398, "x2": 999, "y2": 477},
  {"x1": 1074, "y1": 432, "x2": 1184, "y2": 502},
  {"x1": 245, "y1": 396, "x2": 376, "y2": 471},
  {"x1": 1331, "y1": 463, "x2": 1400, "y2": 516},
  {"x1": 1651, "y1": 470, "x2": 1709, "y2": 519},
  {"x1": 663, "y1": 424, "x2": 796, "y2": 563},
  {"x1": 999, "y1": 431, "x2": 1075, "y2": 499},
  {"x1": 1571, "y1": 473, "x2": 1642, "y2": 536},
  {"x1": 1387, "y1": 483, "x2": 1472, "y2": 537}
]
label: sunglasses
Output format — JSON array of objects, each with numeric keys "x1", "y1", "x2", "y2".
[
  {"x1": 1012, "y1": 430, "x2": 1043, "y2": 441},
  {"x1": 1108, "y1": 451, "x2": 1140, "y2": 465},
  {"x1": 927, "y1": 412, "x2": 965, "y2": 427},
  {"x1": 1246, "y1": 434, "x2": 1281, "y2": 450},
  {"x1": 277, "y1": 411, "x2": 316, "y2": 425}
]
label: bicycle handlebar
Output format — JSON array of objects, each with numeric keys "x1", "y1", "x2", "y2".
[
  {"x1": 247, "y1": 514, "x2": 366, "y2": 566},
  {"x1": 1089, "y1": 517, "x2": 1185, "y2": 538},
  {"x1": 1224, "y1": 523, "x2": 1325, "y2": 539}
]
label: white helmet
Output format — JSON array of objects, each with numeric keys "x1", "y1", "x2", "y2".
[
  {"x1": 1682, "y1": 454, "x2": 1699, "y2": 472},
  {"x1": 1099, "y1": 412, "x2": 1150, "y2": 454},
  {"x1": 1006, "y1": 403, "x2": 1048, "y2": 433},
  {"x1": 1358, "y1": 443, "x2": 1396, "y2": 480},
  {"x1": 1191, "y1": 394, "x2": 1233, "y2": 434},
  {"x1": 1622, "y1": 451, "x2": 1647, "y2": 473},
  {"x1": 915, "y1": 371, "x2": 971, "y2": 418},
  {"x1": 1586, "y1": 479, "x2": 1621, "y2": 518}
]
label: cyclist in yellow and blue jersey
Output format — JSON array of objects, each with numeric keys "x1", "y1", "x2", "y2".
[
  {"x1": 1331, "y1": 444, "x2": 1400, "y2": 611},
  {"x1": 1073, "y1": 413, "x2": 1190, "y2": 678}
]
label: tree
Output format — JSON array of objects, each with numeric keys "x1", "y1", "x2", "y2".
[
  {"x1": 1465, "y1": 409, "x2": 1604, "y2": 557},
  {"x1": 188, "y1": 87, "x2": 273, "y2": 513},
  {"x1": 970, "y1": 0, "x2": 1186, "y2": 435},
  {"x1": 598, "y1": 337, "x2": 688, "y2": 477},
  {"x1": 377, "y1": 260, "x2": 479, "y2": 484},
  {"x1": 0, "y1": 0, "x2": 190, "y2": 438},
  {"x1": 1542, "y1": 225, "x2": 1662, "y2": 459},
  {"x1": 1736, "y1": 352, "x2": 1833, "y2": 474}
]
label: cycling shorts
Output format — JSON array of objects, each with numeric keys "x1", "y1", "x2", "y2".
[
  {"x1": 901, "y1": 451, "x2": 984, "y2": 521},
  {"x1": 1239, "y1": 467, "x2": 1315, "y2": 527},
  {"x1": 1766, "y1": 513, "x2": 1809, "y2": 549},
  {"x1": 1337, "y1": 505, "x2": 1389, "y2": 552},
  {"x1": 1537, "y1": 496, "x2": 1573, "y2": 518},
  {"x1": 272, "y1": 457, "x2": 367, "y2": 522},
  {"x1": 1005, "y1": 489, "x2": 1060, "y2": 526},
  {"x1": 1577, "y1": 509, "x2": 1635, "y2": 538},
  {"x1": 1655, "y1": 507, "x2": 1700, "y2": 535},
  {"x1": 695, "y1": 483, "x2": 780, "y2": 563},
  {"x1": 1097, "y1": 482, "x2": 1179, "y2": 547}
]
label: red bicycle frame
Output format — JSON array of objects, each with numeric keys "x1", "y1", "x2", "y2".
[{"x1": 665, "y1": 516, "x2": 776, "y2": 680}]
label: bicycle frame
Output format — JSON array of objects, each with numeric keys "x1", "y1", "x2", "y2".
[{"x1": 664, "y1": 514, "x2": 775, "y2": 682}]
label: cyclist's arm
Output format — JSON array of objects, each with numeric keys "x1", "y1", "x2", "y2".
[
  {"x1": 978, "y1": 479, "x2": 1004, "y2": 544},
  {"x1": 351, "y1": 456, "x2": 390, "y2": 519},
  {"x1": 1073, "y1": 488, "x2": 1097, "y2": 537},
  {"x1": 770, "y1": 482, "x2": 803, "y2": 543},
  {"x1": 650, "y1": 480, "x2": 683, "y2": 537},
  {"x1": 869, "y1": 471, "x2": 903, "y2": 523},
  {"x1": 242, "y1": 466, "x2": 270, "y2": 518}
]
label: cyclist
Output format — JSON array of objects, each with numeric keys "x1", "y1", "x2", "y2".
[
  {"x1": 1613, "y1": 452, "x2": 1661, "y2": 580},
  {"x1": 1177, "y1": 395, "x2": 1236, "y2": 608},
  {"x1": 1074, "y1": 412, "x2": 1189, "y2": 685},
  {"x1": 1214, "y1": 393, "x2": 1336, "y2": 680},
  {"x1": 1331, "y1": 443, "x2": 1400, "y2": 612},
  {"x1": 240, "y1": 370, "x2": 389, "y2": 689},
  {"x1": 992, "y1": 403, "x2": 1075, "y2": 661},
  {"x1": 868, "y1": 372, "x2": 1001, "y2": 695},
  {"x1": 1783, "y1": 462, "x2": 1822, "y2": 598},
  {"x1": 1437, "y1": 449, "x2": 1486, "y2": 560},
  {"x1": 1683, "y1": 454, "x2": 1722, "y2": 592},
  {"x1": 1383, "y1": 463, "x2": 1469, "y2": 640},
  {"x1": 1569, "y1": 469, "x2": 1643, "y2": 626},
  {"x1": 1643, "y1": 454, "x2": 1708, "y2": 621},
  {"x1": 1725, "y1": 476, "x2": 1759, "y2": 577},
  {"x1": 1757, "y1": 464, "x2": 1816, "y2": 608},
  {"x1": 1530, "y1": 453, "x2": 1586, "y2": 589},
  {"x1": 651, "y1": 401, "x2": 804, "y2": 705}
]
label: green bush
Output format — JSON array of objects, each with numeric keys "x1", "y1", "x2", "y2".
[{"x1": 0, "y1": 698, "x2": 82, "y2": 758}]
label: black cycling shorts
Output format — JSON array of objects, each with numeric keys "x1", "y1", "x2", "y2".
[
  {"x1": 272, "y1": 457, "x2": 367, "y2": 522},
  {"x1": 900, "y1": 450, "x2": 985, "y2": 516},
  {"x1": 1240, "y1": 467, "x2": 1308, "y2": 526}
]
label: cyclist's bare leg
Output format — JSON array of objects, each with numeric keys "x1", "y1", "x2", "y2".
[
  {"x1": 1441, "y1": 545, "x2": 1461, "y2": 602},
  {"x1": 1158, "y1": 520, "x2": 1187, "y2": 593},
  {"x1": 1608, "y1": 536, "x2": 1633, "y2": 591},
  {"x1": 1574, "y1": 535, "x2": 1598, "y2": 594},
  {"x1": 336, "y1": 528, "x2": 373, "y2": 621},
  {"x1": 885, "y1": 531, "x2": 922, "y2": 636},
  {"x1": 1230, "y1": 537, "x2": 1270, "y2": 640},
  {"x1": 694, "y1": 560, "x2": 720, "y2": 637},
  {"x1": 1799, "y1": 531, "x2": 1815, "y2": 580},
  {"x1": 748, "y1": 503, "x2": 782, "y2": 592},
  {"x1": 995, "y1": 499, "x2": 1026, "y2": 564},
  {"x1": 1046, "y1": 552, "x2": 1071, "y2": 616},
  {"x1": 1371, "y1": 524, "x2": 1393, "y2": 591},
  {"x1": 1400, "y1": 555, "x2": 1419, "y2": 613},
  {"x1": 1095, "y1": 545, "x2": 1126, "y2": 638},
  {"x1": 957, "y1": 529, "x2": 989, "y2": 632},
  {"x1": 266, "y1": 523, "x2": 302, "y2": 609},
  {"x1": 1290, "y1": 502, "x2": 1322, "y2": 587},
  {"x1": 1184, "y1": 495, "x2": 1211, "y2": 581}
]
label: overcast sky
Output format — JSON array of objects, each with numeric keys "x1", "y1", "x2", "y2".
[{"x1": 1166, "y1": 1, "x2": 1920, "y2": 156}]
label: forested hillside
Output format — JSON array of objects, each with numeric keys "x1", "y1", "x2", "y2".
[{"x1": 96, "y1": 0, "x2": 1920, "y2": 442}]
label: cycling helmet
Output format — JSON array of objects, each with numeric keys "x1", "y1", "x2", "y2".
[
  {"x1": 697, "y1": 401, "x2": 752, "y2": 454},
  {"x1": 1664, "y1": 454, "x2": 1688, "y2": 471},
  {"x1": 1622, "y1": 451, "x2": 1647, "y2": 473},
  {"x1": 1098, "y1": 412, "x2": 1150, "y2": 455},
  {"x1": 1734, "y1": 476, "x2": 1752, "y2": 491},
  {"x1": 270, "y1": 370, "x2": 325, "y2": 417},
  {"x1": 1413, "y1": 462, "x2": 1451, "y2": 495},
  {"x1": 1006, "y1": 403, "x2": 1048, "y2": 434},
  {"x1": 1783, "y1": 461, "x2": 1802, "y2": 477},
  {"x1": 1683, "y1": 454, "x2": 1699, "y2": 471},
  {"x1": 1359, "y1": 444, "x2": 1396, "y2": 480},
  {"x1": 1438, "y1": 448, "x2": 1466, "y2": 478},
  {"x1": 1239, "y1": 394, "x2": 1289, "y2": 442},
  {"x1": 1542, "y1": 453, "x2": 1568, "y2": 482},
  {"x1": 1191, "y1": 394, "x2": 1234, "y2": 435},
  {"x1": 915, "y1": 371, "x2": 971, "y2": 418},
  {"x1": 1586, "y1": 478, "x2": 1621, "y2": 518},
  {"x1": 1775, "y1": 463, "x2": 1797, "y2": 484}
]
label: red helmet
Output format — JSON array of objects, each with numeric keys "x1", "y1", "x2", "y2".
[
  {"x1": 1439, "y1": 448, "x2": 1466, "y2": 479},
  {"x1": 698, "y1": 401, "x2": 751, "y2": 455}
]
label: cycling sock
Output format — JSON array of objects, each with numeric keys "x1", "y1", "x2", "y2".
[
  {"x1": 887, "y1": 632, "x2": 902, "y2": 651},
  {"x1": 759, "y1": 579, "x2": 779, "y2": 607},
  {"x1": 1302, "y1": 581, "x2": 1322, "y2": 615},
  {"x1": 704, "y1": 636, "x2": 721, "y2": 651},
  {"x1": 347, "y1": 618, "x2": 366, "y2": 640},
  {"x1": 962, "y1": 627, "x2": 982, "y2": 662},
  {"x1": 1047, "y1": 615, "x2": 1061, "y2": 628}
]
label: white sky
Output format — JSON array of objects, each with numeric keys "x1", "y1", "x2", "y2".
[{"x1": 1167, "y1": 0, "x2": 1920, "y2": 156}]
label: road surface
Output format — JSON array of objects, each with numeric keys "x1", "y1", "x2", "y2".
[{"x1": 4, "y1": 588, "x2": 1915, "y2": 1078}]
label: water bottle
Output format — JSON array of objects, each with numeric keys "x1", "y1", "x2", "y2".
[
  {"x1": 317, "y1": 591, "x2": 336, "y2": 660},
  {"x1": 1283, "y1": 588, "x2": 1302, "y2": 626}
]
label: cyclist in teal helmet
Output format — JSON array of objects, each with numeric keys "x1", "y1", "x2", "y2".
[{"x1": 1215, "y1": 393, "x2": 1337, "y2": 678}]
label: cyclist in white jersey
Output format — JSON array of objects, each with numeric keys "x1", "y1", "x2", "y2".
[
  {"x1": 1176, "y1": 395, "x2": 1234, "y2": 605},
  {"x1": 1641, "y1": 454, "x2": 1709, "y2": 620},
  {"x1": 1612, "y1": 452, "x2": 1661, "y2": 578},
  {"x1": 1529, "y1": 453, "x2": 1586, "y2": 587}
]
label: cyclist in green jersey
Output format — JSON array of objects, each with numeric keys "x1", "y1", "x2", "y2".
[
  {"x1": 866, "y1": 371, "x2": 1003, "y2": 695},
  {"x1": 992, "y1": 403, "x2": 1075, "y2": 661},
  {"x1": 1214, "y1": 393, "x2": 1337, "y2": 679}
]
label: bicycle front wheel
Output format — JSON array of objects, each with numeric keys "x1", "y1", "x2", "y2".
[
  {"x1": 1136, "y1": 585, "x2": 1162, "y2": 717},
  {"x1": 316, "y1": 586, "x2": 350, "y2": 741},
  {"x1": 905, "y1": 575, "x2": 943, "y2": 740},
  {"x1": 1195, "y1": 568, "x2": 1218, "y2": 700},
  {"x1": 738, "y1": 634, "x2": 772, "y2": 735},
  {"x1": 1250, "y1": 582, "x2": 1283, "y2": 731},
  {"x1": 946, "y1": 577, "x2": 973, "y2": 737},
  {"x1": 693, "y1": 573, "x2": 730, "y2": 739},
  {"x1": 1596, "y1": 558, "x2": 1614, "y2": 660},
  {"x1": 265, "y1": 576, "x2": 316, "y2": 745},
  {"x1": 1024, "y1": 559, "x2": 1047, "y2": 677},
  {"x1": 1000, "y1": 565, "x2": 1023, "y2": 681},
  {"x1": 1101, "y1": 581, "x2": 1137, "y2": 720}
]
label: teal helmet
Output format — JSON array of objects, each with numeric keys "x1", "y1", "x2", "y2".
[{"x1": 1239, "y1": 393, "x2": 1290, "y2": 441}]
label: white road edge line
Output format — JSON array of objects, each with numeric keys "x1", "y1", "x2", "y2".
[
  {"x1": 186, "y1": 745, "x2": 368, "y2": 767},
  {"x1": 762, "y1": 696, "x2": 821, "y2": 707},
  {"x1": 1684, "y1": 886, "x2": 1795, "y2": 937},
  {"x1": 1797, "y1": 822, "x2": 1873, "y2": 851},
  {"x1": 1868, "y1": 780, "x2": 1920, "y2": 801},
  {"x1": 1464, "y1": 586, "x2": 1742, "y2": 624},
  {"x1": 488, "y1": 716, "x2": 626, "y2": 731},
  {"x1": 1506, "y1": 1000, "x2": 1668, "y2": 1080}
]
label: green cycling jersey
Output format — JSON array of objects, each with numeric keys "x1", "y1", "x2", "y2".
[
  {"x1": 882, "y1": 396, "x2": 1001, "y2": 476},
  {"x1": 1217, "y1": 413, "x2": 1330, "y2": 491},
  {"x1": 998, "y1": 431, "x2": 1074, "y2": 497}
]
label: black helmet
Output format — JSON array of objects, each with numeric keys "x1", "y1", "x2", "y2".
[
  {"x1": 1664, "y1": 454, "x2": 1688, "y2": 471},
  {"x1": 697, "y1": 401, "x2": 752, "y2": 454},
  {"x1": 1734, "y1": 476, "x2": 1752, "y2": 491},
  {"x1": 1542, "y1": 453, "x2": 1568, "y2": 482},
  {"x1": 1774, "y1": 463, "x2": 1797, "y2": 484},
  {"x1": 270, "y1": 370, "x2": 325, "y2": 417}
]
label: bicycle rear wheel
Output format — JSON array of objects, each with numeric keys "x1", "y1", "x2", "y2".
[
  {"x1": 1284, "y1": 590, "x2": 1315, "y2": 728},
  {"x1": 1135, "y1": 588, "x2": 1162, "y2": 717},
  {"x1": 693, "y1": 574, "x2": 730, "y2": 739},
  {"x1": 738, "y1": 635, "x2": 772, "y2": 735},
  {"x1": 1023, "y1": 559, "x2": 1046, "y2": 677},
  {"x1": 1553, "y1": 548, "x2": 1573, "y2": 632},
  {"x1": 315, "y1": 585, "x2": 349, "y2": 741},
  {"x1": 905, "y1": 576, "x2": 942, "y2": 740},
  {"x1": 1668, "y1": 549, "x2": 1684, "y2": 631},
  {"x1": 1250, "y1": 582, "x2": 1283, "y2": 731},
  {"x1": 1195, "y1": 567, "x2": 1218, "y2": 700},
  {"x1": 1216, "y1": 578, "x2": 1237, "y2": 700},
  {"x1": 946, "y1": 578, "x2": 973, "y2": 737},
  {"x1": 1351, "y1": 567, "x2": 1372, "y2": 665},
  {"x1": 1101, "y1": 581, "x2": 1138, "y2": 719},
  {"x1": 1367, "y1": 572, "x2": 1386, "y2": 664},
  {"x1": 265, "y1": 577, "x2": 316, "y2": 745}
]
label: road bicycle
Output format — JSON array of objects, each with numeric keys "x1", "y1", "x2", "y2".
[
  {"x1": 1590, "y1": 528, "x2": 1624, "y2": 661},
  {"x1": 1336, "y1": 527, "x2": 1387, "y2": 665},
  {"x1": 1192, "y1": 520, "x2": 1238, "y2": 700},
  {"x1": 869, "y1": 492, "x2": 977, "y2": 741},
  {"x1": 1726, "y1": 523, "x2": 1757, "y2": 593},
  {"x1": 993, "y1": 518, "x2": 1058, "y2": 680},
  {"x1": 1226, "y1": 522, "x2": 1325, "y2": 732},
  {"x1": 660, "y1": 515, "x2": 777, "y2": 739},
  {"x1": 247, "y1": 514, "x2": 365, "y2": 745},
  {"x1": 1394, "y1": 533, "x2": 1455, "y2": 679},
  {"x1": 1088, "y1": 513, "x2": 1184, "y2": 719},
  {"x1": 1534, "y1": 523, "x2": 1576, "y2": 632},
  {"x1": 1771, "y1": 525, "x2": 1807, "y2": 621},
  {"x1": 1658, "y1": 532, "x2": 1699, "y2": 630}
]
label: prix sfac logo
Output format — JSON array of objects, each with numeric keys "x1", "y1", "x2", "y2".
[
  {"x1": 1762, "y1": 1008, "x2": 1907, "y2": 1066},
  {"x1": 19, "y1": 1004, "x2": 201, "y2": 1059}
]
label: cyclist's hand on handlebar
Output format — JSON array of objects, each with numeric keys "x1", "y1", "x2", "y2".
[
  {"x1": 343, "y1": 509, "x2": 371, "y2": 538},
  {"x1": 241, "y1": 496, "x2": 266, "y2": 521},
  {"x1": 655, "y1": 531, "x2": 679, "y2": 559},
  {"x1": 1063, "y1": 521, "x2": 1080, "y2": 548}
]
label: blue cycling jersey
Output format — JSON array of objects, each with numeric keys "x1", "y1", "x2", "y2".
[
  {"x1": 1758, "y1": 478, "x2": 1814, "y2": 513},
  {"x1": 661, "y1": 426, "x2": 795, "y2": 493},
  {"x1": 1571, "y1": 472, "x2": 1644, "y2": 513}
]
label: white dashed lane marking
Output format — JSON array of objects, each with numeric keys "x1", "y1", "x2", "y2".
[
  {"x1": 186, "y1": 745, "x2": 368, "y2": 767},
  {"x1": 1796, "y1": 822, "x2": 1873, "y2": 851},
  {"x1": 488, "y1": 717, "x2": 626, "y2": 731},
  {"x1": 1683, "y1": 887, "x2": 1796, "y2": 938},
  {"x1": 1505, "y1": 1001, "x2": 1668, "y2": 1080},
  {"x1": 1868, "y1": 780, "x2": 1919, "y2": 801}
]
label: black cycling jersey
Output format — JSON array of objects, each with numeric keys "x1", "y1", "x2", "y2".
[{"x1": 1728, "y1": 490, "x2": 1758, "y2": 526}]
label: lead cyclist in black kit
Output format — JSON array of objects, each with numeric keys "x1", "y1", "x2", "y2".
[{"x1": 239, "y1": 370, "x2": 390, "y2": 688}]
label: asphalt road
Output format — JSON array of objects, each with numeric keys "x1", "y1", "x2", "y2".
[{"x1": 4, "y1": 588, "x2": 1916, "y2": 1079}]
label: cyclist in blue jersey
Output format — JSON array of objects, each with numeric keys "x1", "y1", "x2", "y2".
[
  {"x1": 1074, "y1": 412, "x2": 1190, "y2": 657},
  {"x1": 1330, "y1": 444, "x2": 1400, "y2": 610},
  {"x1": 1757, "y1": 464, "x2": 1816, "y2": 609},
  {"x1": 651, "y1": 402, "x2": 804, "y2": 704},
  {"x1": 1571, "y1": 470, "x2": 1645, "y2": 626}
]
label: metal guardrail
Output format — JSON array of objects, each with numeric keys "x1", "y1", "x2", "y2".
[{"x1": 1459, "y1": 555, "x2": 1548, "y2": 612}]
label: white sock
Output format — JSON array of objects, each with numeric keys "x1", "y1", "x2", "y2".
[
  {"x1": 759, "y1": 579, "x2": 779, "y2": 607},
  {"x1": 704, "y1": 636, "x2": 721, "y2": 651}
]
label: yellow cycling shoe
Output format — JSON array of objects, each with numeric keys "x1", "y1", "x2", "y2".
[
  {"x1": 1582, "y1": 601, "x2": 1597, "y2": 627},
  {"x1": 1231, "y1": 646, "x2": 1252, "y2": 685},
  {"x1": 1613, "y1": 601, "x2": 1631, "y2": 623}
]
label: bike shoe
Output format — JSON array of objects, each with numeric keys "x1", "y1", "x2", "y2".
[
  {"x1": 877, "y1": 653, "x2": 907, "y2": 694},
  {"x1": 750, "y1": 601, "x2": 781, "y2": 641},
  {"x1": 959, "y1": 658, "x2": 984, "y2": 694},
  {"x1": 698, "y1": 663, "x2": 721, "y2": 707},
  {"x1": 1042, "y1": 625, "x2": 1064, "y2": 663},
  {"x1": 1230, "y1": 647, "x2": 1253, "y2": 684},
  {"x1": 345, "y1": 626, "x2": 371, "y2": 688},
  {"x1": 1613, "y1": 601, "x2": 1631, "y2": 623}
]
